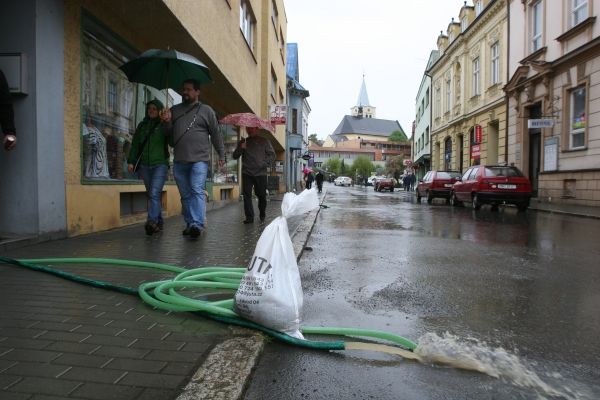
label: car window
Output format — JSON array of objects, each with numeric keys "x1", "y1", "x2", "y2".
[
  {"x1": 484, "y1": 166, "x2": 524, "y2": 177},
  {"x1": 437, "y1": 172, "x2": 460, "y2": 179},
  {"x1": 461, "y1": 169, "x2": 472, "y2": 181},
  {"x1": 423, "y1": 172, "x2": 430, "y2": 182},
  {"x1": 468, "y1": 168, "x2": 479, "y2": 180}
]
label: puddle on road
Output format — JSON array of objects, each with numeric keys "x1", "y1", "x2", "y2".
[{"x1": 414, "y1": 332, "x2": 587, "y2": 399}]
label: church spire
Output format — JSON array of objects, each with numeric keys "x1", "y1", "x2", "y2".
[{"x1": 356, "y1": 74, "x2": 371, "y2": 107}]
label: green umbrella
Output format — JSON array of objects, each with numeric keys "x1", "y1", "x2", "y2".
[{"x1": 119, "y1": 48, "x2": 212, "y2": 106}]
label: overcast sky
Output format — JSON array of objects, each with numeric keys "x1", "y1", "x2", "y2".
[{"x1": 284, "y1": 0, "x2": 469, "y2": 140}]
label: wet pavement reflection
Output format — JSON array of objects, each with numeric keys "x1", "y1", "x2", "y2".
[{"x1": 244, "y1": 183, "x2": 600, "y2": 400}]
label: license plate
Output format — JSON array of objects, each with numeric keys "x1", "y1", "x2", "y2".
[
  {"x1": 444, "y1": 183, "x2": 453, "y2": 188},
  {"x1": 498, "y1": 184, "x2": 516, "y2": 189}
]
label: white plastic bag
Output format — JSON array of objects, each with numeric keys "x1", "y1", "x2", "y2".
[{"x1": 234, "y1": 188, "x2": 319, "y2": 339}]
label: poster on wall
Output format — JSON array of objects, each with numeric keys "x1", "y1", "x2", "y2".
[
  {"x1": 543, "y1": 137, "x2": 558, "y2": 172},
  {"x1": 270, "y1": 104, "x2": 287, "y2": 125}
]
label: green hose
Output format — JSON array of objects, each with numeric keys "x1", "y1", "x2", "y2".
[{"x1": 0, "y1": 256, "x2": 416, "y2": 351}]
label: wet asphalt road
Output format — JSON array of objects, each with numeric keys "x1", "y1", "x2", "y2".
[{"x1": 244, "y1": 183, "x2": 600, "y2": 400}]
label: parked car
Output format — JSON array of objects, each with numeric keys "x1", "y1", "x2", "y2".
[
  {"x1": 416, "y1": 170, "x2": 462, "y2": 204},
  {"x1": 374, "y1": 177, "x2": 395, "y2": 192},
  {"x1": 366, "y1": 176, "x2": 377, "y2": 186},
  {"x1": 450, "y1": 165, "x2": 532, "y2": 211},
  {"x1": 334, "y1": 176, "x2": 352, "y2": 186}
]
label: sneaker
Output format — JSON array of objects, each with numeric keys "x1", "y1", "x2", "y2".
[
  {"x1": 145, "y1": 221, "x2": 159, "y2": 236},
  {"x1": 189, "y1": 225, "x2": 202, "y2": 238},
  {"x1": 243, "y1": 218, "x2": 254, "y2": 224}
]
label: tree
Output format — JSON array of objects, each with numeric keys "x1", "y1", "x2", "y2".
[
  {"x1": 340, "y1": 159, "x2": 349, "y2": 176},
  {"x1": 322, "y1": 158, "x2": 341, "y2": 176},
  {"x1": 308, "y1": 133, "x2": 324, "y2": 146},
  {"x1": 385, "y1": 156, "x2": 405, "y2": 180},
  {"x1": 351, "y1": 156, "x2": 375, "y2": 179},
  {"x1": 388, "y1": 130, "x2": 408, "y2": 142}
]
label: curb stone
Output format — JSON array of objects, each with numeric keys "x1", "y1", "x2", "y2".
[{"x1": 176, "y1": 191, "x2": 326, "y2": 400}]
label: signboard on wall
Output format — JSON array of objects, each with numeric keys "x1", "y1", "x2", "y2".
[
  {"x1": 543, "y1": 137, "x2": 558, "y2": 172},
  {"x1": 471, "y1": 144, "x2": 481, "y2": 158},
  {"x1": 474, "y1": 124, "x2": 482, "y2": 144},
  {"x1": 528, "y1": 119, "x2": 554, "y2": 129},
  {"x1": 269, "y1": 104, "x2": 287, "y2": 125}
]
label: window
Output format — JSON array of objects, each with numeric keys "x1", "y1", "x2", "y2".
[
  {"x1": 531, "y1": 0, "x2": 543, "y2": 52},
  {"x1": 461, "y1": 16, "x2": 468, "y2": 33},
  {"x1": 570, "y1": 86, "x2": 586, "y2": 149},
  {"x1": 107, "y1": 79, "x2": 118, "y2": 113},
  {"x1": 240, "y1": 0, "x2": 255, "y2": 48},
  {"x1": 425, "y1": 127, "x2": 429, "y2": 144},
  {"x1": 490, "y1": 42, "x2": 500, "y2": 85},
  {"x1": 472, "y1": 58, "x2": 480, "y2": 96},
  {"x1": 292, "y1": 108, "x2": 298, "y2": 134},
  {"x1": 475, "y1": 0, "x2": 483, "y2": 16},
  {"x1": 270, "y1": 67, "x2": 277, "y2": 100},
  {"x1": 446, "y1": 78, "x2": 452, "y2": 112},
  {"x1": 572, "y1": 0, "x2": 588, "y2": 26},
  {"x1": 271, "y1": 0, "x2": 278, "y2": 30},
  {"x1": 435, "y1": 87, "x2": 441, "y2": 118},
  {"x1": 425, "y1": 88, "x2": 430, "y2": 107}
]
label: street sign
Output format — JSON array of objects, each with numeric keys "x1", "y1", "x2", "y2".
[
  {"x1": 528, "y1": 119, "x2": 554, "y2": 128},
  {"x1": 475, "y1": 124, "x2": 482, "y2": 143}
]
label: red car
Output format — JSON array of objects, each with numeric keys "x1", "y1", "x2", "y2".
[
  {"x1": 416, "y1": 170, "x2": 461, "y2": 204},
  {"x1": 374, "y1": 177, "x2": 395, "y2": 192},
  {"x1": 450, "y1": 165, "x2": 532, "y2": 211}
]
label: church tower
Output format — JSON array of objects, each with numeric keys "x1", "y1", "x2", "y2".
[{"x1": 351, "y1": 75, "x2": 376, "y2": 118}]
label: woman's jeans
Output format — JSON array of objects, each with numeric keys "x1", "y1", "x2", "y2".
[
  {"x1": 139, "y1": 164, "x2": 168, "y2": 225},
  {"x1": 173, "y1": 161, "x2": 208, "y2": 228}
]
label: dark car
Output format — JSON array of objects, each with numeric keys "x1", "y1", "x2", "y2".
[
  {"x1": 374, "y1": 177, "x2": 395, "y2": 192},
  {"x1": 450, "y1": 165, "x2": 532, "y2": 211},
  {"x1": 416, "y1": 170, "x2": 462, "y2": 204}
]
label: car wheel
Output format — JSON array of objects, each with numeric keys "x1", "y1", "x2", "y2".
[
  {"x1": 472, "y1": 193, "x2": 481, "y2": 210},
  {"x1": 450, "y1": 192, "x2": 462, "y2": 207},
  {"x1": 416, "y1": 190, "x2": 422, "y2": 203},
  {"x1": 390, "y1": 187, "x2": 394, "y2": 192},
  {"x1": 426, "y1": 191, "x2": 433, "y2": 204}
]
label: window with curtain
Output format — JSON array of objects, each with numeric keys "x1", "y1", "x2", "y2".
[
  {"x1": 570, "y1": 86, "x2": 586, "y2": 149},
  {"x1": 490, "y1": 42, "x2": 500, "y2": 85},
  {"x1": 472, "y1": 57, "x2": 480, "y2": 96},
  {"x1": 531, "y1": 0, "x2": 543, "y2": 52}
]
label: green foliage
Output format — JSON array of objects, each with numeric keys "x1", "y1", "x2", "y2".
[
  {"x1": 350, "y1": 156, "x2": 375, "y2": 178},
  {"x1": 388, "y1": 130, "x2": 408, "y2": 142},
  {"x1": 385, "y1": 156, "x2": 405, "y2": 179},
  {"x1": 322, "y1": 157, "x2": 341, "y2": 176},
  {"x1": 308, "y1": 133, "x2": 324, "y2": 146}
]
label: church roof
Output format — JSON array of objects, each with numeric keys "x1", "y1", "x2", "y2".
[
  {"x1": 332, "y1": 115, "x2": 404, "y2": 137},
  {"x1": 356, "y1": 76, "x2": 371, "y2": 107}
]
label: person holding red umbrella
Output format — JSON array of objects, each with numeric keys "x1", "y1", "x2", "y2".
[{"x1": 233, "y1": 127, "x2": 275, "y2": 223}]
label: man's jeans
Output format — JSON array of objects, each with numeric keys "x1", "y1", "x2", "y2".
[
  {"x1": 173, "y1": 161, "x2": 208, "y2": 228},
  {"x1": 139, "y1": 164, "x2": 168, "y2": 224}
]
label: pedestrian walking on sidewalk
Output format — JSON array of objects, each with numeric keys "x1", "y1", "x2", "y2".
[
  {"x1": 315, "y1": 171, "x2": 324, "y2": 193},
  {"x1": 1, "y1": 69, "x2": 17, "y2": 151},
  {"x1": 161, "y1": 79, "x2": 225, "y2": 238},
  {"x1": 127, "y1": 99, "x2": 169, "y2": 235},
  {"x1": 233, "y1": 127, "x2": 275, "y2": 223}
]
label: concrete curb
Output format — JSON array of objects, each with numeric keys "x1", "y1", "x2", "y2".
[{"x1": 176, "y1": 192, "x2": 325, "y2": 400}]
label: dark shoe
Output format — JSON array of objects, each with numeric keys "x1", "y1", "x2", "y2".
[
  {"x1": 188, "y1": 225, "x2": 202, "y2": 238},
  {"x1": 182, "y1": 226, "x2": 191, "y2": 236},
  {"x1": 243, "y1": 218, "x2": 254, "y2": 224},
  {"x1": 259, "y1": 213, "x2": 266, "y2": 223},
  {"x1": 145, "y1": 221, "x2": 159, "y2": 236},
  {"x1": 157, "y1": 222, "x2": 164, "y2": 231}
]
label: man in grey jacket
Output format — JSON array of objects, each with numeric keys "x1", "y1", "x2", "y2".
[
  {"x1": 161, "y1": 79, "x2": 224, "y2": 237},
  {"x1": 233, "y1": 127, "x2": 275, "y2": 223}
]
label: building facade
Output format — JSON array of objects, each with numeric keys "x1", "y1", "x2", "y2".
[
  {"x1": 413, "y1": 50, "x2": 440, "y2": 180},
  {"x1": 286, "y1": 43, "x2": 310, "y2": 192},
  {"x1": 429, "y1": 0, "x2": 508, "y2": 174},
  {"x1": 0, "y1": 0, "x2": 287, "y2": 239},
  {"x1": 505, "y1": 0, "x2": 600, "y2": 206}
]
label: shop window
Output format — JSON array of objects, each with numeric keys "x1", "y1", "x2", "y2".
[{"x1": 212, "y1": 124, "x2": 239, "y2": 184}]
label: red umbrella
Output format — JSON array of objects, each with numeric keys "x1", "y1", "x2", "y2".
[{"x1": 219, "y1": 112, "x2": 274, "y2": 133}]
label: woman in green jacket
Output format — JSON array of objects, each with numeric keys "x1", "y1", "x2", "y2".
[{"x1": 127, "y1": 99, "x2": 169, "y2": 235}]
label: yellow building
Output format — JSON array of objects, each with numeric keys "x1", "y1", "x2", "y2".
[
  {"x1": 428, "y1": 0, "x2": 507, "y2": 173},
  {"x1": 0, "y1": 0, "x2": 287, "y2": 238}
]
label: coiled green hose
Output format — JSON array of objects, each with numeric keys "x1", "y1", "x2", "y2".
[{"x1": 0, "y1": 256, "x2": 416, "y2": 352}]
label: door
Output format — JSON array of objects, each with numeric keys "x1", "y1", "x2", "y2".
[
  {"x1": 458, "y1": 135, "x2": 464, "y2": 173},
  {"x1": 528, "y1": 103, "x2": 542, "y2": 197}
]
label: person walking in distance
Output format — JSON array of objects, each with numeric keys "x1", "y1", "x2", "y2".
[
  {"x1": 0, "y1": 69, "x2": 17, "y2": 151},
  {"x1": 161, "y1": 79, "x2": 225, "y2": 238},
  {"x1": 233, "y1": 127, "x2": 275, "y2": 223},
  {"x1": 315, "y1": 170, "x2": 324, "y2": 193}
]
